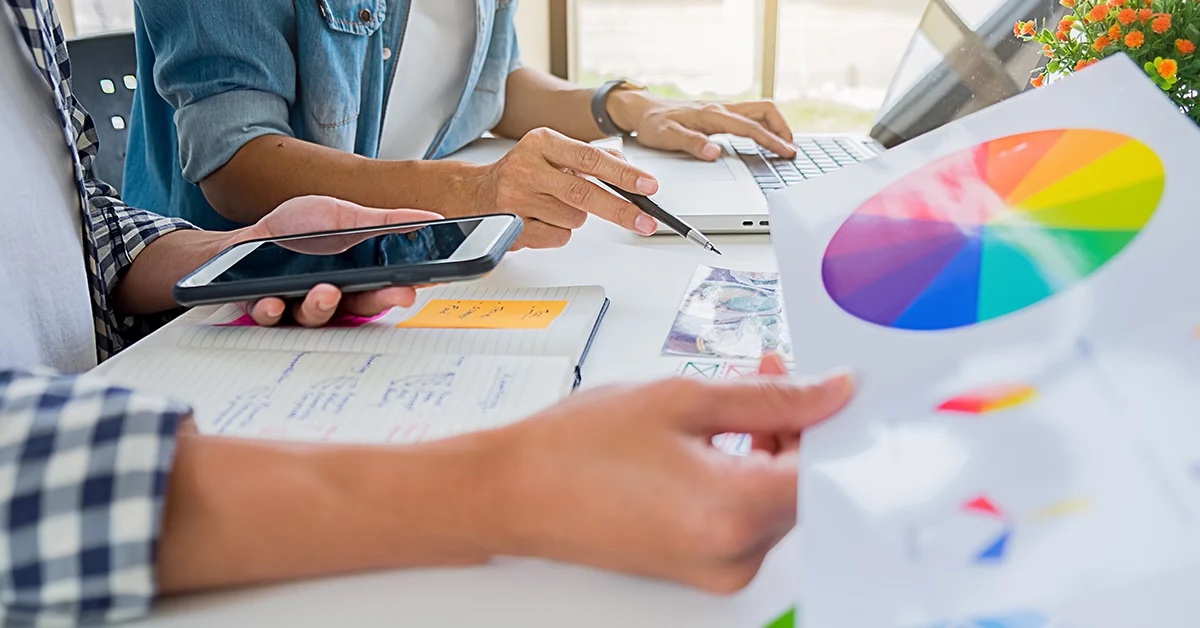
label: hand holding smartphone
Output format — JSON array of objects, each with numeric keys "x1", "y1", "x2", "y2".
[{"x1": 175, "y1": 214, "x2": 523, "y2": 307}]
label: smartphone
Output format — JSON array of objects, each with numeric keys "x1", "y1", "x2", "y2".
[{"x1": 174, "y1": 214, "x2": 523, "y2": 307}]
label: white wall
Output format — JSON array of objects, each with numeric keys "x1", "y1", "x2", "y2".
[{"x1": 514, "y1": 0, "x2": 551, "y2": 72}]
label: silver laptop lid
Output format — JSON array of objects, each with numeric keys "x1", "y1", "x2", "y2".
[{"x1": 869, "y1": 0, "x2": 1068, "y2": 148}]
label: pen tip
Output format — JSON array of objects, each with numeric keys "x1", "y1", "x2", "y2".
[{"x1": 712, "y1": 247, "x2": 723, "y2": 255}]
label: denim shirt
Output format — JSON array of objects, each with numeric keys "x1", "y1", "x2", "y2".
[{"x1": 124, "y1": 0, "x2": 521, "y2": 259}]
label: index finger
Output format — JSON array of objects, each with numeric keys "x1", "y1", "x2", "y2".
[
  {"x1": 541, "y1": 137, "x2": 660, "y2": 196},
  {"x1": 679, "y1": 367, "x2": 855, "y2": 434},
  {"x1": 749, "y1": 352, "x2": 791, "y2": 454},
  {"x1": 697, "y1": 110, "x2": 796, "y2": 159},
  {"x1": 729, "y1": 102, "x2": 795, "y2": 146}
]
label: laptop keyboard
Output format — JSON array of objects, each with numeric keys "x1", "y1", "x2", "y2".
[{"x1": 730, "y1": 136, "x2": 872, "y2": 192}]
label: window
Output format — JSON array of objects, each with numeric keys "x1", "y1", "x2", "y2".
[
  {"x1": 69, "y1": 0, "x2": 135, "y2": 37},
  {"x1": 572, "y1": 0, "x2": 926, "y2": 132},
  {"x1": 575, "y1": 0, "x2": 762, "y2": 103},
  {"x1": 775, "y1": 0, "x2": 926, "y2": 133}
]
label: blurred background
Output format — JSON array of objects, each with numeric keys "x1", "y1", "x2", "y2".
[{"x1": 64, "y1": 0, "x2": 931, "y2": 133}]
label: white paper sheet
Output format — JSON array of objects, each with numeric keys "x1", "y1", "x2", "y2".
[{"x1": 767, "y1": 55, "x2": 1200, "y2": 627}]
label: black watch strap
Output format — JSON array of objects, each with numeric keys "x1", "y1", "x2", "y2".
[{"x1": 591, "y1": 79, "x2": 642, "y2": 137}]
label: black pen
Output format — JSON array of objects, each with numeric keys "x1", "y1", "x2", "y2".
[{"x1": 597, "y1": 180, "x2": 722, "y2": 255}]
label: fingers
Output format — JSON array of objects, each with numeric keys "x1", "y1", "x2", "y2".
[
  {"x1": 291, "y1": 284, "x2": 343, "y2": 328},
  {"x1": 727, "y1": 101, "x2": 794, "y2": 146},
  {"x1": 339, "y1": 286, "x2": 417, "y2": 316},
  {"x1": 541, "y1": 169, "x2": 656, "y2": 235},
  {"x1": 246, "y1": 284, "x2": 418, "y2": 327},
  {"x1": 258, "y1": 196, "x2": 443, "y2": 240},
  {"x1": 530, "y1": 128, "x2": 659, "y2": 196},
  {"x1": 524, "y1": 189, "x2": 590, "y2": 231},
  {"x1": 640, "y1": 121, "x2": 723, "y2": 161},
  {"x1": 687, "y1": 451, "x2": 800, "y2": 594},
  {"x1": 676, "y1": 367, "x2": 855, "y2": 435},
  {"x1": 748, "y1": 352, "x2": 790, "y2": 453},
  {"x1": 694, "y1": 108, "x2": 796, "y2": 158},
  {"x1": 248, "y1": 298, "x2": 287, "y2": 326},
  {"x1": 758, "y1": 352, "x2": 788, "y2": 376},
  {"x1": 333, "y1": 201, "x2": 444, "y2": 231}
]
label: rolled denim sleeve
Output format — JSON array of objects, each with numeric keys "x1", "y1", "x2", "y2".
[
  {"x1": 507, "y1": 16, "x2": 522, "y2": 74},
  {"x1": 135, "y1": 0, "x2": 298, "y2": 183},
  {"x1": 0, "y1": 369, "x2": 188, "y2": 625}
]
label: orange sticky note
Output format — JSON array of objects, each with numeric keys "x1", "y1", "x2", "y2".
[{"x1": 396, "y1": 299, "x2": 569, "y2": 330}]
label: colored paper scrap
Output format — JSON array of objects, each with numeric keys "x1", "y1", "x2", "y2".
[{"x1": 396, "y1": 299, "x2": 568, "y2": 330}]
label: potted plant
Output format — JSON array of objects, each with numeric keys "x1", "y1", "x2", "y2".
[{"x1": 1015, "y1": 0, "x2": 1199, "y2": 124}]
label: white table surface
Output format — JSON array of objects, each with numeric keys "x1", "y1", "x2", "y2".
[{"x1": 133, "y1": 218, "x2": 801, "y2": 627}]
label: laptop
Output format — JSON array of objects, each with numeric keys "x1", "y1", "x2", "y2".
[{"x1": 625, "y1": 0, "x2": 1067, "y2": 234}]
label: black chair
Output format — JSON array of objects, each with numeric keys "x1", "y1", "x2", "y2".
[{"x1": 66, "y1": 31, "x2": 137, "y2": 193}]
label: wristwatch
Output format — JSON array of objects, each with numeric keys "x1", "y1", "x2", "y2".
[{"x1": 591, "y1": 78, "x2": 647, "y2": 137}]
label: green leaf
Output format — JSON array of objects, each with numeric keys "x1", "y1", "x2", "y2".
[{"x1": 766, "y1": 607, "x2": 796, "y2": 628}]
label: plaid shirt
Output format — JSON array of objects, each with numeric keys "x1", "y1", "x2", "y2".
[{"x1": 2, "y1": 0, "x2": 194, "y2": 623}]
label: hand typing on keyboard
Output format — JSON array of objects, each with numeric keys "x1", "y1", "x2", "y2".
[{"x1": 606, "y1": 92, "x2": 798, "y2": 162}]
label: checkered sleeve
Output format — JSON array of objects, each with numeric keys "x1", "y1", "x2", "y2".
[
  {"x1": 0, "y1": 368, "x2": 188, "y2": 625},
  {"x1": 77, "y1": 117, "x2": 196, "y2": 353}
]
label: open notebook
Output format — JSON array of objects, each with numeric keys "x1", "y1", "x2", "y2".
[{"x1": 95, "y1": 285, "x2": 609, "y2": 445}]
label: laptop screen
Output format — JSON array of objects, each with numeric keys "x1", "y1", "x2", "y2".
[{"x1": 869, "y1": 0, "x2": 1068, "y2": 148}]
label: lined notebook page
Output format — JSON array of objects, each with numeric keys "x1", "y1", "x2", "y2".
[
  {"x1": 179, "y1": 285, "x2": 606, "y2": 361},
  {"x1": 101, "y1": 348, "x2": 574, "y2": 444}
]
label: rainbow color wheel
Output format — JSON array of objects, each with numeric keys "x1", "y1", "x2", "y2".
[{"x1": 823, "y1": 129, "x2": 1164, "y2": 330}]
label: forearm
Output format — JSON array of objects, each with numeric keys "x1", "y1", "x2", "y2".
[
  {"x1": 156, "y1": 426, "x2": 504, "y2": 593},
  {"x1": 113, "y1": 228, "x2": 237, "y2": 316},
  {"x1": 493, "y1": 68, "x2": 607, "y2": 141},
  {"x1": 200, "y1": 135, "x2": 484, "y2": 224}
]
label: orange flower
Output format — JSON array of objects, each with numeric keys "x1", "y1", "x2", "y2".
[
  {"x1": 1178, "y1": 39, "x2": 1197, "y2": 55},
  {"x1": 1125, "y1": 30, "x2": 1145, "y2": 48},
  {"x1": 1075, "y1": 58, "x2": 1099, "y2": 71},
  {"x1": 1087, "y1": 4, "x2": 1110, "y2": 22},
  {"x1": 1117, "y1": 8, "x2": 1137, "y2": 25},
  {"x1": 1042, "y1": 44, "x2": 1055, "y2": 57},
  {"x1": 1014, "y1": 20, "x2": 1037, "y2": 36},
  {"x1": 1137, "y1": 8, "x2": 1153, "y2": 22},
  {"x1": 1151, "y1": 14, "x2": 1172, "y2": 34},
  {"x1": 1155, "y1": 58, "x2": 1178, "y2": 80},
  {"x1": 1093, "y1": 35, "x2": 1112, "y2": 50},
  {"x1": 1108, "y1": 0, "x2": 1124, "y2": 6},
  {"x1": 1061, "y1": 0, "x2": 1075, "y2": 6},
  {"x1": 1109, "y1": 24, "x2": 1123, "y2": 40},
  {"x1": 1031, "y1": 74, "x2": 1046, "y2": 88},
  {"x1": 1057, "y1": 30, "x2": 1070, "y2": 41}
]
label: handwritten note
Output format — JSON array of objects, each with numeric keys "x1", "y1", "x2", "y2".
[
  {"x1": 182, "y1": 286, "x2": 604, "y2": 360},
  {"x1": 396, "y1": 299, "x2": 569, "y2": 330},
  {"x1": 102, "y1": 348, "x2": 574, "y2": 444}
]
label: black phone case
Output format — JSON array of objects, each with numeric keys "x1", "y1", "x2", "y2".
[{"x1": 173, "y1": 215, "x2": 523, "y2": 307}]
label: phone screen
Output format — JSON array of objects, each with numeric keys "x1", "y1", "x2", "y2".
[{"x1": 190, "y1": 217, "x2": 500, "y2": 287}]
